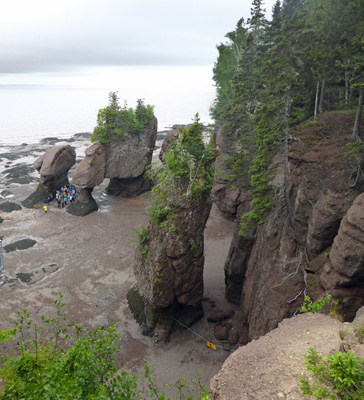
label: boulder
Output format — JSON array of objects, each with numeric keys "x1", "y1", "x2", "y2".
[
  {"x1": 214, "y1": 324, "x2": 229, "y2": 341},
  {"x1": 207, "y1": 308, "x2": 225, "y2": 323},
  {"x1": 22, "y1": 145, "x2": 76, "y2": 208},
  {"x1": 0, "y1": 202, "x2": 22, "y2": 213},
  {"x1": 4, "y1": 239, "x2": 37, "y2": 253},
  {"x1": 34, "y1": 145, "x2": 76, "y2": 187}
]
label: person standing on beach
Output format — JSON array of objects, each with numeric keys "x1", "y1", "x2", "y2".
[{"x1": 43, "y1": 205, "x2": 48, "y2": 214}]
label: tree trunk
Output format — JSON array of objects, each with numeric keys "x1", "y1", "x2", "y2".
[
  {"x1": 318, "y1": 79, "x2": 325, "y2": 114},
  {"x1": 352, "y1": 87, "x2": 364, "y2": 141},
  {"x1": 314, "y1": 81, "x2": 319, "y2": 120},
  {"x1": 345, "y1": 71, "x2": 349, "y2": 108}
]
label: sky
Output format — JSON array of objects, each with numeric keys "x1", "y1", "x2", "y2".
[{"x1": 0, "y1": 0, "x2": 277, "y2": 87}]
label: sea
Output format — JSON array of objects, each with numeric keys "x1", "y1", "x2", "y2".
[{"x1": 0, "y1": 84, "x2": 215, "y2": 146}]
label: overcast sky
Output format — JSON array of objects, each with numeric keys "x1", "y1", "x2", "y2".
[{"x1": 1, "y1": 0, "x2": 277, "y2": 82}]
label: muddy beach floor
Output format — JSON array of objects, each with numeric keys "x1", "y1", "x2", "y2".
[{"x1": 0, "y1": 179, "x2": 236, "y2": 392}]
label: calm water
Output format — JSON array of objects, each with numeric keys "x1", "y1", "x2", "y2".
[{"x1": 0, "y1": 85, "x2": 215, "y2": 145}]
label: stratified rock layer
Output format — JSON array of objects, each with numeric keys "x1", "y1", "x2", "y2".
[
  {"x1": 214, "y1": 113, "x2": 364, "y2": 344},
  {"x1": 22, "y1": 145, "x2": 76, "y2": 208}
]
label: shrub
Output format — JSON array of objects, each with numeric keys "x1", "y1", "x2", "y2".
[
  {"x1": 300, "y1": 294, "x2": 332, "y2": 314},
  {"x1": 354, "y1": 325, "x2": 364, "y2": 344},
  {"x1": 0, "y1": 293, "x2": 211, "y2": 399},
  {"x1": 300, "y1": 348, "x2": 364, "y2": 399},
  {"x1": 339, "y1": 329, "x2": 349, "y2": 341},
  {"x1": 135, "y1": 225, "x2": 149, "y2": 245}
]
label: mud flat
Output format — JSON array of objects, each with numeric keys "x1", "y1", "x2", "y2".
[{"x1": 0, "y1": 135, "x2": 237, "y2": 391}]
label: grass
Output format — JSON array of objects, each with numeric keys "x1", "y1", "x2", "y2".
[
  {"x1": 339, "y1": 329, "x2": 349, "y2": 340},
  {"x1": 354, "y1": 325, "x2": 364, "y2": 343}
]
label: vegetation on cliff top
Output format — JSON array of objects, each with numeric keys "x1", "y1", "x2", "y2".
[
  {"x1": 91, "y1": 92, "x2": 154, "y2": 144},
  {"x1": 212, "y1": 0, "x2": 364, "y2": 235},
  {"x1": 146, "y1": 114, "x2": 216, "y2": 232}
]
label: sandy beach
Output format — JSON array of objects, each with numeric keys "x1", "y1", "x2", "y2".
[{"x1": 0, "y1": 135, "x2": 237, "y2": 394}]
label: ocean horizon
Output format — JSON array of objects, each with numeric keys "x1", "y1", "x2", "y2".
[{"x1": 0, "y1": 81, "x2": 215, "y2": 146}]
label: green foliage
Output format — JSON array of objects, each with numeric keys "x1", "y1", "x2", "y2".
[
  {"x1": 0, "y1": 328, "x2": 16, "y2": 343},
  {"x1": 329, "y1": 299, "x2": 343, "y2": 321},
  {"x1": 0, "y1": 294, "x2": 211, "y2": 400},
  {"x1": 300, "y1": 294, "x2": 332, "y2": 314},
  {"x1": 136, "y1": 225, "x2": 150, "y2": 258},
  {"x1": 91, "y1": 92, "x2": 154, "y2": 144},
  {"x1": 354, "y1": 325, "x2": 364, "y2": 344},
  {"x1": 212, "y1": 0, "x2": 364, "y2": 236},
  {"x1": 146, "y1": 114, "x2": 215, "y2": 230},
  {"x1": 343, "y1": 142, "x2": 364, "y2": 159},
  {"x1": 300, "y1": 348, "x2": 364, "y2": 399},
  {"x1": 135, "y1": 225, "x2": 149, "y2": 245},
  {"x1": 338, "y1": 329, "x2": 349, "y2": 341}
]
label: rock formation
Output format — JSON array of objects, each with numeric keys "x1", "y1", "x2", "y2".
[
  {"x1": 158, "y1": 125, "x2": 181, "y2": 161},
  {"x1": 130, "y1": 192, "x2": 212, "y2": 339},
  {"x1": 129, "y1": 119, "x2": 215, "y2": 339},
  {"x1": 68, "y1": 117, "x2": 157, "y2": 216},
  {"x1": 213, "y1": 113, "x2": 364, "y2": 344},
  {"x1": 320, "y1": 192, "x2": 364, "y2": 320},
  {"x1": 22, "y1": 145, "x2": 76, "y2": 208}
]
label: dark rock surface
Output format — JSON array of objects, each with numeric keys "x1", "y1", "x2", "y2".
[
  {"x1": 4, "y1": 238, "x2": 37, "y2": 253},
  {"x1": 0, "y1": 202, "x2": 22, "y2": 213}
]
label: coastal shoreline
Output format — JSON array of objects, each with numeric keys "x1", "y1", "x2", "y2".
[{"x1": 0, "y1": 130, "x2": 237, "y2": 392}]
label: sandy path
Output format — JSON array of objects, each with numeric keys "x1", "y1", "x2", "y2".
[{"x1": 0, "y1": 178, "x2": 236, "y2": 392}]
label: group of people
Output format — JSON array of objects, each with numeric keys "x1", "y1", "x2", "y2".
[
  {"x1": 44, "y1": 185, "x2": 80, "y2": 212},
  {"x1": 55, "y1": 186, "x2": 80, "y2": 208}
]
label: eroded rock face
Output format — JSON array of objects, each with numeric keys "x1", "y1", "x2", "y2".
[
  {"x1": 319, "y1": 193, "x2": 364, "y2": 319},
  {"x1": 22, "y1": 145, "x2": 76, "y2": 208},
  {"x1": 69, "y1": 117, "x2": 157, "y2": 215},
  {"x1": 215, "y1": 113, "x2": 364, "y2": 344},
  {"x1": 131, "y1": 193, "x2": 212, "y2": 339}
]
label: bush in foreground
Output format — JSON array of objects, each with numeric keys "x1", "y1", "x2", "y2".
[{"x1": 0, "y1": 293, "x2": 209, "y2": 399}]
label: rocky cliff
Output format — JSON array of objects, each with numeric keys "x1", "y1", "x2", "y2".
[
  {"x1": 128, "y1": 118, "x2": 215, "y2": 339},
  {"x1": 213, "y1": 113, "x2": 364, "y2": 344},
  {"x1": 130, "y1": 191, "x2": 212, "y2": 339}
]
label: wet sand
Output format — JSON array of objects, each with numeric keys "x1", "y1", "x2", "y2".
[{"x1": 0, "y1": 170, "x2": 236, "y2": 391}]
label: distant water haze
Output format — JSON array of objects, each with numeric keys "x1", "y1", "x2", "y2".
[{"x1": 0, "y1": 66, "x2": 215, "y2": 145}]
